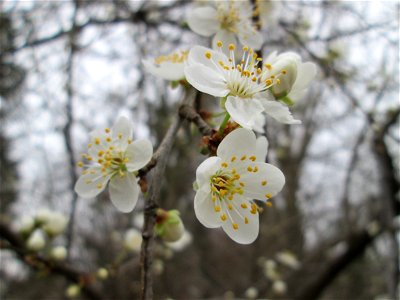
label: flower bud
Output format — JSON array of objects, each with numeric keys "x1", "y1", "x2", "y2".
[
  {"x1": 123, "y1": 228, "x2": 142, "y2": 253},
  {"x1": 16, "y1": 216, "x2": 35, "y2": 234},
  {"x1": 272, "y1": 280, "x2": 287, "y2": 295},
  {"x1": 27, "y1": 229, "x2": 46, "y2": 251},
  {"x1": 155, "y1": 209, "x2": 185, "y2": 243},
  {"x1": 65, "y1": 284, "x2": 81, "y2": 298},
  {"x1": 245, "y1": 287, "x2": 258, "y2": 299},
  {"x1": 97, "y1": 268, "x2": 109, "y2": 280},
  {"x1": 42, "y1": 212, "x2": 68, "y2": 237},
  {"x1": 50, "y1": 246, "x2": 67, "y2": 261}
]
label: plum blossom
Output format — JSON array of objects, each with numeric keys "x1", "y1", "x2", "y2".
[
  {"x1": 187, "y1": 0, "x2": 263, "y2": 51},
  {"x1": 185, "y1": 44, "x2": 315, "y2": 131},
  {"x1": 194, "y1": 128, "x2": 285, "y2": 244},
  {"x1": 75, "y1": 116, "x2": 153, "y2": 213},
  {"x1": 27, "y1": 229, "x2": 46, "y2": 251},
  {"x1": 142, "y1": 50, "x2": 188, "y2": 81}
]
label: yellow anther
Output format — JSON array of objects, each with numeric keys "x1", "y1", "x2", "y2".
[
  {"x1": 257, "y1": 57, "x2": 263, "y2": 61},
  {"x1": 217, "y1": 40, "x2": 223, "y2": 48},
  {"x1": 85, "y1": 179, "x2": 92, "y2": 184},
  {"x1": 271, "y1": 75, "x2": 275, "y2": 79},
  {"x1": 244, "y1": 217, "x2": 249, "y2": 224},
  {"x1": 266, "y1": 202, "x2": 273, "y2": 207},
  {"x1": 232, "y1": 223, "x2": 239, "y2": 230},
  {"x1": 214, "y1": 206, "x2": 221, "y2": 212},
  {"x1": 265, "y1": 79, "x2": 272, "y2": 86},
  {"x1": 265, "y1": 63, "x2": 272, "y2": 70},
  {"x1": 234, "y1": 174, "x2": 240, "y2": 180},
  {"x1": 205, "y1": 51, "x2": 212, "y2": 59},
  {"x1": 257, "y1": 68, "x2": 262, "y2": 75},
  {"x1": 96, "y1": 183, "x2": 103, "y2": 189},
  {"x1": 239, "y1": 182, "x2": 245, "y2": 187},
  {"x1": 106, "y1": 137, "x2": 112, "y2": 142},
  {"x1": 220, "y1": 214, "x2": 227, "y2": 221},
  {"x1": 261, "y1": 180, "x2": 267, "y2": 186},
  {"x1": 224, "y1": 66, "x2": 230, "y2": 70},
  {"x1": 212, "y1": 195, "x2": 217, "y2": 202},
  {"x1": 231, "y1": 168, "x2": 237, "y2": 174},
  {"x1": 211, "y1": 186, "x2": 218, "y2": 192},
  {"x1": 118, "y1": 133, "x2": 123, "y2": 139},
  {"x1": 253, "y1": 166, "x2": 259, "y2": 172},
  {"x1": 105, "y1": 155, "x2": 111, "y2": 161},
  {"x1": 82, "y1": 170, "x2": 88, "y2": 175},
  {"x1": 276, "y1": 79, "x2": 281, "y2": 85},
  {"x1": 228, "y1": 204, "x2": 233, "y2": 210},
  {"x1": 243, "y1": 46, "x2": 249, "y2": 51},
  {"x1": 266, "y1": 193, "x2": 272, "y2": 199},
  {"x1": 98, "y1": 159, "x2": 103, "y2": 163},
  {"x1": 128, "y1": 138, "x2": 132, "y2": 144},
  {"x1": 109, "y1": 146, "x2": 114, "y2": 150},
  {"x1": 241, "y1": 155, "x2": 247, "y2": 161},
  {"x1": 252, "y1": 77, "x2": 257, "y2": 82},
  {"x1": 77, "y1": 162, "x2": 84, "y2": 167},
  {"x1": 241, "y1": 203, "x2": 248, "y2": 209},
  {"x1": 228, "y1": 44, "x2": 235, "y2": 51},
  {"x1": 220, "y1": 189, "x2": 227, "y2": 197},
  {"x1": 247, "y1": 166, "x2": 253, "y2": 172},
  {"x1": 231, "y1": 156, "x2": 237, "y2": 162},
  {"x1": 95, "y1": 138, "x2": 101, "y2": 145},
  {"x1": 88, "y1": 143, "x2": 93, "y2": 148},
  {"x1": 228, "y1": 195, "x2": 233, "y2": 200},
  {"x1": 237, "y1": 189, "x2": 244, "y2": 195},
  {"x1": 105, "y1": 128, "x2": 110, "y2": 133},
  {"x1": 281, "y1": 69, "x2": 287, "y2": 74},
  {"x1": 87, "y1": 156, "x2": 93, "y2": 161},
  {"x1": 221, "y1": 162, "x2": 228, "y2": 168},
  {"x1": 98, "y1": 150, "x2": 104, "y2": 157},
  {"x1": 249, "y1": 155, "x2": 256, "y2": 161}
]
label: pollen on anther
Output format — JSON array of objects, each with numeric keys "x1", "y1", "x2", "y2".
[
  {"x1": 232, "y1": 223, "x2": 239, "y2": 230},
  {"x1": 106, "y1": 137, "x2": 112, "y2": 142},
  {"x1": 231, "y1": 156, "x2": 237, "y2": 162},
  {"x1": 105, "y1": 128, "x2": 110, "y2": 133},
  {"x1": 266, "y1": 202, "x2": 273, "y2": 207},
  {"x1": 214, "y1": 206, "x2": 221, "y2": 212},
  {"x1": 77, "y1": 162, "x2": 84, "y2": 167},
  {"x1": 228, "y1": 204, "x2": 233, "y2": 210},
  {"x1": 261, "y1": 180, "x2": 267, "y2": 186},
  {"x1": 247, "y1": 166, "x2": 253, "y2": 172},
  {"x1": 221, "y1": 162, "x2": 228, "y2": 168},
  {"x1": 228, "y1": 44, "x2": 235, "y2": 51},
  {"x1": 217, "y1": 40, "x2": 223, "y2": 48},
  {"x1": 265, "y1": 193, "x2": 272, "y2": 199},
  {"x1": 205, "y1": 51, "x2": 212, "y2": 59},
  {"x1": 244, "y1": 217, "x2": 249, "y2": 224},
  {"x1": 241, "y1": 155, "x2": 247, "y2": 161},
  {"x1": 95, "y1": 138, "x2": 101, "y2": 145},
  {"x1": 265, "y1": 63, "x2": 272, "y2": 70},
  {"x1": 243, "y1": 46, "x2": 249, "y2": 51},
  {"x1": 249, "y1": 155, "x2": 256, "y2": 161},
  {"x1": 118, "y1": 133, "x2": 123, "y2": 139},
  {"x1": 253, "y1": 166, "x2": 259, "y2": 172},
  {"x1": 96, "y1": 183, "x2": 103, "y2": 189},
  {"x1": 241, "y1": 203, "x2": 248, "y2": 209},
  {"x1": 276, "y1": 79, "x2": 281, "y2": 85},
  {"x1": 220, "y1": 214, "x2": 227, "y2": 221},
  {"x1": 281, "y1": 69, "x2": 287, "y2": 74}
]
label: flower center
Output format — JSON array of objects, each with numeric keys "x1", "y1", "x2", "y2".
[
  {"x1": 210, "y1": 167, "x2": 243, "y2": 202},
  {"x1": 154, "y1": 50, "x2": 188, "y2": 65},
  {"x1": 217, "y1": 3, "x2": 240, "y2": 33}
]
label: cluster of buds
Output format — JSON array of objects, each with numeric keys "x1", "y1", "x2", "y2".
[{"x1": 15, "y1": 209, "x2": 68, "y2": 260}]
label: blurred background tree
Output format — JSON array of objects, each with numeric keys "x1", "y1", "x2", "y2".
[{"x1": 0, "y1": 1, "x2": 399, "y2": 299}]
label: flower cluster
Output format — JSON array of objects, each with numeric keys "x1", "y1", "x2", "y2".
[{"x1": 75, "y1": 116, "x2": 153, "y2": 213}]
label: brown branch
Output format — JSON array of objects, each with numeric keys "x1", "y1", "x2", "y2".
[
  {"x1": 0, "y1": 221, "x2": 103, "y2": 300},
  {"x1": 178, "y1": 104, "x2": 214, "y2": 136},
  {"x1": 139, "y1": 88, "x2": 196, "y2": 300}
]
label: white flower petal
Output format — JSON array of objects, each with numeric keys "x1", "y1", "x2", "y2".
[
  {"x1": 112, "y1": 116, "x2": 133, "y2": 142},
  {"x1": 74, "y1": 167, "x2": 110, "y2": 198},
  {"x1": 288, "y1": 62, "x2": 317, "y2": 101},
  {"x1": 222, "y1": 199, "x2": 259, "y2": 244},
  {"x1": 142, "y1": 59, "x2": 185, "y2": 81},
  {"x1": 187, "y1": 46, "x2": 229, "y2": 72},
  {"x1": 256, "y1": 136, "x2": 269, "y2": 162},
  {"x1": 239, "y1": 162, "x2": 285, "y2": 201},
  {"x1": 125, "y1": 139, "x2": 153, "y2": 172},
  {"x1": 252, "y1": 113, "x2": 266, "y2": 133},
  {"x1": 194, "y1": 187, "x2": 222, "y2": 228},
  {"x1": 187, "y1": 6, "x2": 219, "y2": 36},
  {"x1": 225, "y1": 96, "x2": 265, "y2": 130},
  {"x1": 217, "y1": 128, "x2": 256, "y2": 161},
  {"x1": 87, "y1": 129, "x2": 109, "y2": 157},
  {"x1": 184, "y1": 64, "x2": 229, "y2": 97},
  {"x1": 212, "y1": 30, "x2": 237, "y2": 52},
  {"x1": 196, "y1": 156, "x2": 221, "y2": 188},
  {"x1": 109, "y1": 173, "x2": 139, "y2": 213},
  {"x1": 262, "y1": 100, "x2": 301, "y2": 124},
  {"x1": 238, "y1": 27, "x2": 263, "y2": 50}
]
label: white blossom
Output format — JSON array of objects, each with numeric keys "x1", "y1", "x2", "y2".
[
  {"x1": 194, "y1": 128, "x2": 285, "y2": 244},
  {"x1": 123, "y1": 228, "x2": 142, "y2": 253},
  {"x1": 187, "y1": 0, "x2": 263, "y2": 51},
  {"x1": 184, "y1": 44, "x2": 315, "y2": 131},
  {"x1": 142, "y1": 50, "x2": 188, "y2": 81},
  {"x1": 75, "y1": 116, "x2": 153, "y2": 213},
  {"x1": 27, "y1": 229, "x2": 46, "y2": 251},
  {"x1": 16, "y1": 216, "x2": 35, "y2": 234}
]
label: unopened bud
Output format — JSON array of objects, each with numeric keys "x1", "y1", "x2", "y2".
[
  {"x1": 123, "y1": 228, "x2": 142, "y2": 253},
  {"x1": 97, "y1": 268, "x2": 109, "y2": 280},
  {"x1": 155, "y1": 209, "x2": 185, "y2": 243},
  {"x1": 50, "y1": 246, "x2": 67, "y2": 261},
  {"x1": 272, "y1": 280, "x2": 287, "y2": 295},
  {"x1": 17, "y1": 216, "x2": 35, "y2": 234},
  {"x1": 66, "y1": 284, "x2": 81, "y2": 298},
  {"x1": 27, "y1": 229, "x2": 46, "y2": 251}
]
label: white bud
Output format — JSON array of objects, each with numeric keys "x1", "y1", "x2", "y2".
[
  {"x1": 155, "y1": 209, "x2": 185, "y2": 243},
  {"x1": 27, "y1": 229, "x2": 46, "y2": 251},
  {"x1": 165, "y1": 230, "x2": 192, "y2": 251},
  {"x1": 123, "y1": 228, "x2": 142, "y2": 253},
  {"x1": 35, "y1": 208, "x2": 53, "y2": 223},
  {"x1": 66, "y1": 284, "x2": 80, "y2": 298},
  {"x1": 16, "y1": 216, "x2": 35, "y2": 234},
  {"x1": 42, "y1": 212, "x2": 68, "y2": 236},
  {"x1": 276, "y1": 251, "x2": 300, "y2": 269},
  {"x1": 245, "y1": 287, "x2": 258, "y2": 299},
  {"x1": 50, "y1": 246, "x2": 67, "y2": 261},
  {"x1": 272, "y1": 280, "x2": 287, "y2": 295},
  {"x1": 97, "y1": 268, "x2": 109, "y2": 280}
]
